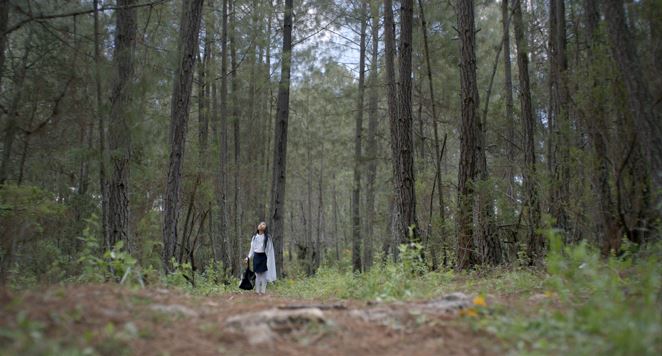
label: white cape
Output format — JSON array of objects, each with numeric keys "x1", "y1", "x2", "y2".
[{"x1": 265, "y1": 236, "x2": 277, "y2": 282}]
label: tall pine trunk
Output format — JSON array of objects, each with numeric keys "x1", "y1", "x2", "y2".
[
  {"x1": 548, "y1": 0, "x2": 572, "y2": 240},
  {"x1": 108, "y1": 0, "x2": 137, "y2": 254},
  {"x1": 363, "y1": 0, "x2": 380, "y2": 271},
  {"x1": 513, "y1": 0, "x2": 542, "y2": 264},
  {"x1": 603, "y1": 0, "x2": 662, "y2": 210},
  {"x1": 456, "y1": 0, "x2": 480, "y2": 270},
  {"x1": 502, "y1": 0, "x2": 516, "y2": 199},
  {"x1": 392, "y1": 0, "x2": 419, "y2": 244},
  {"x1": 269, "y1": 0, "x2": 294, "y2": 278},
  {"x1": 352, "y1": 1, "x2": 367, "y2": 273},
  {"x1": 418, "y1": 0, "x2": 444, "y2": 268},
  {"x1": 162, "y1": 0, "x2": 204, "y2": 272}
]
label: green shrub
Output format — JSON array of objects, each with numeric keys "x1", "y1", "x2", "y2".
[{"x1": 483, "y1": 231, "x2": 662, "y2": 355}]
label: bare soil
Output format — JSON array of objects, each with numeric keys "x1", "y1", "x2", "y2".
[{"x1": 0, "y1": 284, "x2": 503, "y2": 355}]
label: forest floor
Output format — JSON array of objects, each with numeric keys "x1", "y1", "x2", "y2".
[{"x1": 0, "y1": 283, "x2": 507, "y2": 355}]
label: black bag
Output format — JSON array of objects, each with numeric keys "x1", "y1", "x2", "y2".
[{"x1": 239, "y1": 260, "x2": 256, "y2": 290}]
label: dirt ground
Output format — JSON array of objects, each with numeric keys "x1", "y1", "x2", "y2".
[{"x1": 0, "y1": 284, "x2": 503, "y2": 355}]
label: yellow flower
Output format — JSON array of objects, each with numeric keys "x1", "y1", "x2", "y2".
[
  {"x1": 461, "y1": 308, "x2": 478, "y2": 318},
  {"x1": 473, "y1": 295, "x2": 487, "y2": 307}
]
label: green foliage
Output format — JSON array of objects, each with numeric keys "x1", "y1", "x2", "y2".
[
  {"x1": 273, "y1": 245, "x2": 455, "y2": 301},
  {"x1": 76, "y1": 216, "x2": 105, "y2": 283},
  {"x1": 0, "y1": 184, "x2": 65, "y2": 222},
  {"x1": 0, "y1": 311, "x2": 90, "y2": 355},
  {"x1": 76, "y1": 218, "x2": 142, "y2": 286},
  {"x1": 480, "y1": 231, "x2": 662, "y2": 355}
]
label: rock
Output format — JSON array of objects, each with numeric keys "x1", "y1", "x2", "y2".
[
  {"x1": 419, "y1": 292, "x2": 472, "y2": 313},
  {"x1": 149, "y1": 304, "x2": 199, "y2": 318},
  {"x1": 349, "y1": 308, "x2": 407, "y2": 330},
  {"x1": 225, "y1": 308, "x2": 326, "y2": 345}
]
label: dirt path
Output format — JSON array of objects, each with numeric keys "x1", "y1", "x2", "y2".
[{"x1": 0, "y1": 284, "x2": 502, "y2": 355}]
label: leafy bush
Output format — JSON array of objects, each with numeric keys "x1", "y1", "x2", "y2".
[
  {"x1": 482, "y1": 231, "x2": 662, "y2": 355},
  {"x1": 272, "y1": 243, "x2": 455, "y2": 301}
]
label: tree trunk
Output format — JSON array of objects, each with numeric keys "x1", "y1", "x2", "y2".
[
  {"x1": 583, "y1": 0, "x2": 619, "y2": 254},
  {"x1": 108, "y1": 0, "x2": 138, "y2": 254},
  {"x1": 548, "y1": 0, "x2": 571, "y2": 240},
  {"x1": 269, "y1": 0, "x2": 294, "y2": 278},
  {"x1": 456, "y1": 0, "x2": 480, "y2": 270},
  {"x1": 316, "y1": 143, "x2": 325, "y2": 271},
  {"x1": 93, "y1": 0, "x2": 110, "y2": 250},
  {"x1": 363, "y1": 0, "x2": 380, "y2": 272},
  {"x1": 0, "y1": 36, "x2": 30, "y2": 185},
  {"x1": 333, "y1": 174, "x2": 340, "y2": 262},
  {"x1": 418, "y1": 0, "x2": 444, "y2": 269},
  {"x1": 0, "y1": 0, "x2": 9, "y2": 91},
  {"x1": 383, "y1": 0, "x2": 400, "y2": 244},
  {"x1": 198, "y1": 7, "x2": 211, "y2": 163},
  {"x1": 502, "y1": 0, "x2": 516, "y2": 199},
  {"x1": 162, "y1": 0, "x2": 204, "y2": 272},
  {"x1": 230, "y1": 0, "x2": 241, "y2": 278},
  {"x1": 395, "y1": 0, "x2": 419, "y2": 244},
  {"x1": 217, "y1": 0, "x2": 231, "y2": 274},
  {"x1": 513, "y1": 0, "x2": 542, "y2": 264},
  {"x1": 603, "y1": 0, "x2": 662, "y2": 205},
  {"x1": 352, "y1": 1, "x2": 367, "y2": 273}
]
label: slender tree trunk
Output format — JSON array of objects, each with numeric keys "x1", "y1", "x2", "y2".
[
  {"x1": 395, "y1": 0, "x2": 419, "y2": 244},
  {"x1": 0, "y1": 0, "x2": 9, "y2": 91},
  {"x1": 418, "y1": 0, "x2": 443, "y2": 269},
  {"x1": 198, "y1": 10, "x2": 211, "y2": 163},
  {"x1": 456, "y1": 0, "x2": 480, "y2": 270},
  {"x1": 513, "y1": 0, "x2": 542, "y2": 264},
  {"x1": 502, "y1": 0, "x2": 516, "y2": 199},
  {"x1": 603, "y1": 0, "x2": 662, "y2": 205},
  {"x1": 333, "y1": 174, "x2": 340, "y2": 262},
  {"x1": 548, "y1": 0, "x2": 572, "y2": 239},
  {"x1": 162, "y1": 0, "x2": 204, "y2": 272},
  {"x1": 261, "y1": 1, "x2": 274, "y2": 222},
  {"x1": 352, "y1": 1, "x2": 367, "y2": 273},
  {"x1": 269, "y1": 0, "x2": 294, "y2": 278},
  {"x1": 316, "y1": 143, "x2": 325, "y2": 271},
  {"x1": 0, "y1": 37, "x2": 30, "y2": 185},
  {"x1": 17, "y1": 105, "x2": 36, "y2": 185},
  {"x1": 217, "y1": 0, "x2": 231, "y2": 273},
  {"x1": 229, "y1": 0, "x2": 241, "y2": 278},
  {"x1": 108, "y1": 0, "x2": 138, "y2": 253},
  {"x1": 583, "y1": 0, "x2": 619, "y2": 254},
  {"x1": 363, "y1": 0, "x2": 380, "y2": 272},
  {"x1": 383, "y1": 0, "x2": 400, "y2": 244}
]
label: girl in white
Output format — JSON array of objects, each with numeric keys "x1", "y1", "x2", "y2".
[{"x1": 245, "y1": 222, "x2": 277, "y2": 294}]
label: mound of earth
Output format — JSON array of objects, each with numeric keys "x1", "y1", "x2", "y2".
[{"x1": 0, "y1": 284, "x2": 501, "y2": 355}]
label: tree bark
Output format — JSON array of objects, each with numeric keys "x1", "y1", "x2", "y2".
[
  {"x1": 0, "y1": 36, "x2": 30, "y2": 185},
  {"x1": 513, "y1": 0, "x2": 542, "y2": 264},
  {"x1": 502, "y1": 0, "x2": 516, "y2": 199},
  {"x1": 418, "y1": 0, "x2": 444, "y2": 269},
  {"x1": 352, "y1": 1, "x2": 367, "y2": 273},
  {"x1": 383, "y1": 0, "x2": 400, "y2": 245},
  {"x1": 162, "y1": 0, "x2": 204, "y2": 272},
  {"x1": 269, "y1": 0, "x2": 294, "y2": 278},
  {"x1": 92, "y1": 0, "x2": 111, "y2": 250},
  {"x1": 0, "y1": 0, "x2": 9, "y2": 91},
  {"x1": 603, "y1": 0, "x2": 662, "y2": 204},
  {"x1": 548, "y1": 0, "x2": 571, "y2": 239},
  {"x1": 395, "y1": 0, "x2": 419, "y2": 244},
  {"x1": 108, "y1": 0, "x2": 138, "y2": 254},
  {"x1": 456, "y1": 0, "x2": 480, "y2": 270},
  {"x1": 230, "y1": 0, "x2": 241, "y2": 278},
  {"x1": 363, "y1": 0, "x2": 380, "y2": 271},
  {"x1": 217, "y1": 0, "x2": 230, "y2": 274}
]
